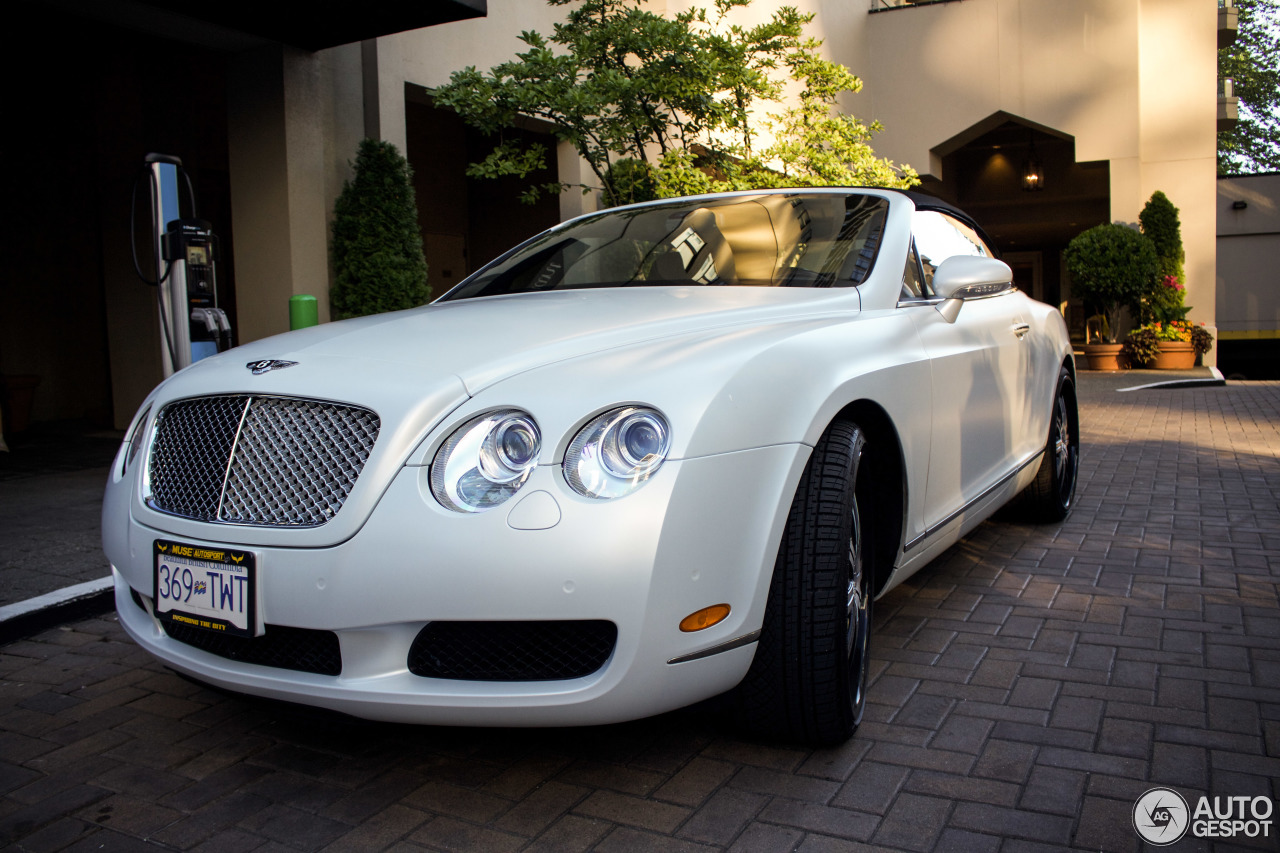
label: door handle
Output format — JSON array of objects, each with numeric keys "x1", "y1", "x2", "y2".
[{"x1": 1013, "y1": 322, "x2": 1031, "y2": 339}]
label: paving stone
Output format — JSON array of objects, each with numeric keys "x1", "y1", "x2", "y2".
[
  {"x1": 972, "y1": 739, "x2": 1036, "y2": 784},
  {"x1": 404, "y1": 815, "x2": 524, "y2": 852},
  {"x1": 928, "y1": 713, "x2": 993, "y2": 754},
  {"x1": 1071, "y1": 795, "x2": 1140, "y2": 852},
  {"x1": 729, "y1": 766, "x2": 840, "y2": 803},
  {"x1": 757, "y1": 798, "x2": 877, "y2": 841},
  {"x1": 594, "y1": 826, "x2": 720, "y2": 852},
  {"x1": 830, "y1": 761, "x2": 909, "y2": 814},
  {"x1": 523, "y1": 814, "x2": 612, "y2": 853},
  {"x1": 4, "y1": 377, "x2": 1280, "y2": 852},
  {"x1": 238, "y1": 803, "x2": 349, "y2": 849},
  {"x1": 1018, "y1": 765, "x2": 1085, "y2": 816},
  {"x1": 150, "y1": 791, "x2": 270, "y2": 849},
  {"x1": 8, "y1": 816, "x2": 98, "y2": 852},
  {"x1": 652, "y1": 757, "x2": 736, "y2": 806},
  {"x1": 76, "y1": 793, "x2": 183, "y2": 838},
  {"x1": 903, "y1": 769, "x2": 1020, "y2": 808},
  {"x1": 871, "y1": 793, "x2": 951, "y2": 852},
  {"x1": 574, "y1": 790, "x2": 692, "y2": 834},
  {"x1": 676, "y1": 787, "x2": 767, "y2": 846},
  {"x1": 726, "y1": 821, "x2": 805, "y2": 852},
  {"x1": 951, "y1": 802, "x2": 1075, "y2": 846},
  {"x1": 493, "y1": 780, "x2": 589, "y2": 836}
]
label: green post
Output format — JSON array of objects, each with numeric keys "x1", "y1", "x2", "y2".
[{"x1": 289, "y1": 294, "x2": 318, "y2": 330}]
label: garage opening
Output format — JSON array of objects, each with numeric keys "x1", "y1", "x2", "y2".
[{"x1": 917, "y1": 113, "x2": 1110, "y2": 341}]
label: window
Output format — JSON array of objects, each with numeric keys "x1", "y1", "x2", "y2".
[
  {"x1": 443, "y1": 193, "x2": 890, "y2": 300},
  {"x1": 911, "y1": 210, "x2": 992, "y2": 294},
  {"x1": 901, "y1": 241, "x2": 929, "y2": 300}
]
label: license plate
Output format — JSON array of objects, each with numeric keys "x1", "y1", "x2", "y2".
[{"x1": 153, "y1": 539, "x2": 256, "y2": 637}]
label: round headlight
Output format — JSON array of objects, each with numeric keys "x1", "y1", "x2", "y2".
[
  {"x1": 565, "y1": 406, "x2": 671, "y2": 499},
  {"x1": 431, "y1": 410, "x2": 542, "y2": 512}
]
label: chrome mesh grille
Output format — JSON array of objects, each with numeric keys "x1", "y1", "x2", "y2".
[{"x1": 147, "y1": 395, "x2": 380, "y2": 527}]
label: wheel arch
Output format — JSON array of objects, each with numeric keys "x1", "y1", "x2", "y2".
[{"x1": 830, "y1": 399, "x2": 906, "y2": 598}]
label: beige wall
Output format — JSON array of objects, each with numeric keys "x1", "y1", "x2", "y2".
[
  {"x1": 1217, "y1": 174, "x2": 1280, "y2": 336},
  {"x1": 223, "y1": 0, "x2": 1221, "y2": 351},
  {"x1": 859, "y1": 0, "x2": 1219, "y2": 349}
]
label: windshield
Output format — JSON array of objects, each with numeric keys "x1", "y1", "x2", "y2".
[{"x1": 443, "y1": 193, "x2": 889, "y2": 301}]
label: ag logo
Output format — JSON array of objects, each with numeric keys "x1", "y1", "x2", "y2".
[
  {"x1": 1134, "y1": 787, "x2": 1190, "y2": 845},
  {"x1": 246, "y1": 359, "x2": 297, "y2": 375}
]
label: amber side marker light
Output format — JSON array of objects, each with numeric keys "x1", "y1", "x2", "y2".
[{"x1": 680, "y1": 604, "x2": 731, "y2": 632}]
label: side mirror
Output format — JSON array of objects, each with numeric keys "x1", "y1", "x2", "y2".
[{"x1": 932, "y1": 256, "x2": 1013, "y2": 322}]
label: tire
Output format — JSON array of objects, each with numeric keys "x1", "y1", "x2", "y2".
[
  {"x1": 734, "y1": 420, "x2": 873, "y2": 746},
  {"x1": 1016, "y1": 365, "x2": 1079, "y2": 523}
]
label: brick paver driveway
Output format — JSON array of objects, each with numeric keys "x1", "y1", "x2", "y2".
[{"x1": 2, "y1": 376, "x2": 1278, "y2": 852}]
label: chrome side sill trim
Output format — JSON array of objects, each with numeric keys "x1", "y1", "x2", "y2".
[
  {"x1": 667, "y1": 629, "x2": 762, "y2": 665},
  {"x1": 903, "y1": 449, "x2": 1044, "y2": 553}
]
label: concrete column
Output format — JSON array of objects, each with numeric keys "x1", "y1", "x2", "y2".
[
  {"x1": 1137, "y1": 0, "x2": 1219, "y2": 359},
  {"x1": 227, "y1": 45, "x2": 364, "y2": 343},
  {"x1": 371, "y1": 38, "x2": 408, "y2": 156}
]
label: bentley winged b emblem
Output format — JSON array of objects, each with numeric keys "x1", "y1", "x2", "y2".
[{"x1": 246, "y1": 359, "x2": 298, "y2": 375}]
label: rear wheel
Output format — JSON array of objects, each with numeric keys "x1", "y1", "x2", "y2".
[
  {"x1": 1015, "y1": 365, "x2": 1079, "y2": 522},
  {"x1": 734, "y1": 420, "x2": 873, "y2": 746}
]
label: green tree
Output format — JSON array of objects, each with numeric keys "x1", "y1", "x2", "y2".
[
  {"x1": 1065, "y1": 224, "x2": 1159, "y2": 343},
  {"x1": 330, "y1": 139, "x2": 430, "y2": 320},
  {"x1": 1138, "y1": 191, "x2": 1188, "y2": 323},
  {"x1": 1219, "y1": 0, "x2": 1280, "y2": 172},
  {"x1": 435, "y1": 0, "x2": 915, "y2": 208}
]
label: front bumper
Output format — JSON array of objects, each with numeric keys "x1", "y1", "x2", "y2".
[{"x1": 110, "y1": 444, "x2": 808, "y2": 725}]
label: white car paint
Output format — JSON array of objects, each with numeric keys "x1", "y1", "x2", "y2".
[{"x1": 103, "y1": 188, "x2": 1074, "y2": 728}]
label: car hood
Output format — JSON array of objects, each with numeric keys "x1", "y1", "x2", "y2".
[
  {"x1": 129, "y1": 287, "x2": 857, "y2": 548},
  {"x1": 219, "y1": 286, "x2": 858, "y2": 395}
]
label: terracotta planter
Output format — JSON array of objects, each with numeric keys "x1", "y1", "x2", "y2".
[
  {"x1": 1150, "y1": 340, "x2": 1196, "y2": 369},
  {"x1": 1082, "y1": 343, "x2": 1127, "y2": 370}
]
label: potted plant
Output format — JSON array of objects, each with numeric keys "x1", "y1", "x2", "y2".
[
  {"x1": 1124, "y1": 320, "x2": 1195, "y2": 369},
  {"x1": 1136, "y1": 191, "x2": 1200, "y2": 367},
  {"x1": 1064, "y1": 223, "x2": 1158, "y2": 369},
  {"x1": 1190, "y1": 322, "x2": 1215, "y2": 366}
]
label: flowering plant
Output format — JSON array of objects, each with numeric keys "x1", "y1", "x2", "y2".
[
  {"x1": 1189, "y1": 323, "x2": 1214, "y2": 356},
  {"x1": 1124, "y1": 321, "x2": 1191, "y2": 365},
  {"x1": 1149, "y1": 320, "x2": 1193, "y2": 342}
]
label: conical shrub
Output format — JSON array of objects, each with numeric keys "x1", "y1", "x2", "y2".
[{"x1": 331, "y1": 139, "x2": 430, "y2": 320}]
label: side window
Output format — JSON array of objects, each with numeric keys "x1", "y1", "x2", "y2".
[
  {"x1": 912, "y1": 211, "x2": 992, "y2": 294},
  {"x1": 901, "y1": 241, "x2": 930, "y2": 300}
]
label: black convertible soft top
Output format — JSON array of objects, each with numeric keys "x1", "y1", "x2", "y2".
[{"x1": 882, "y1": 188, "x2": 1000, "y2": 258}]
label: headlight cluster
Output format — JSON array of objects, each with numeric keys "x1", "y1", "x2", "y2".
[
  {"x1": 430, "y1": 405, "x2": 671, "y2": 512},
  {"x1": 430, "y1": 410, "x2": 541, "y2": 513},
  {"x1": 564, "y1": 407, "x2": 671, "y2": 499}
]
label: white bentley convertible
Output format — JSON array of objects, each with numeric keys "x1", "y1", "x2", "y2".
[{"x1": 104, "y1": 188, "x2": 1078, "y2": 745}]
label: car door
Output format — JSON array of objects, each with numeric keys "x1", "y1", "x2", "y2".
[{"x1": 903, "y1": 211, "x2": 1032, "y2": 531}]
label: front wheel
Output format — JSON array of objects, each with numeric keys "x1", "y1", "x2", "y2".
[{"x1": 734, "y1": 420, "x2": 873, "y2": 746}]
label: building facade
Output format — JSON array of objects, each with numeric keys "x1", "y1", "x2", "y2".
[
  {"x1": 1216, "y1": 172, "x2": 1280, "y2": 378},
  {"x1": 1, "y1": 0, "x2": 1229, "y2": 431}
]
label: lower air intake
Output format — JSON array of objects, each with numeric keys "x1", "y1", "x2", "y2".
[
  {"x1": 408, "y1": 621, "x2": 617, "y2": 681},
  {"x1": 162, "y1": 620, "x2": 342, "y2": 676}
]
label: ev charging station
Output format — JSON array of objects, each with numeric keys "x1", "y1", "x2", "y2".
[{"x1": 137, "y1": 153, "x2": 233, "y2": 377}]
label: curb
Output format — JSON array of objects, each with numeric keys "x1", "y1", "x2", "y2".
[
  {"x1": 1117, "y1": 366, "x2": 1226, "y2": 393},
  {"x1": 0, "y1": 577, "x2": 115, "y2": 645}
]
